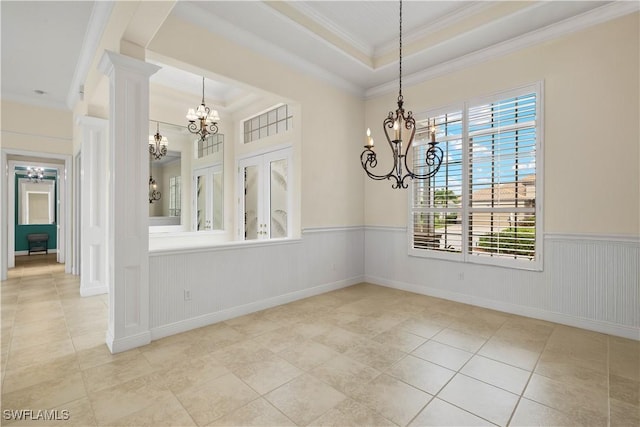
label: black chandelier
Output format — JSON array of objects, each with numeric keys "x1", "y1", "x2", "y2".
[
  {"x1": 149, "y1": 176, "x2": 161, "y2": 204},
  {"x1": 361, "y1": 0, "x2": 443, "y2": 189},
  {"x1": 149, "y1": 121, "x2": 168, "y2": 160},
  {"x1": 186, "y1": 77, "x2": 220, "y2": 142}
]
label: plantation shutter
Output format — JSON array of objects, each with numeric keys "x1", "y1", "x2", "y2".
[
  {"x1": 411, "y1": 110, "x2": 464, "y2": 255},
  {"x1": 467, "y1": 93, "x2": 537, "y2": 261}
]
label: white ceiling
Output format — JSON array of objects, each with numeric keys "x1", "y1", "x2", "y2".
[{"x1": 1, "y1": 1, "x2": 638, "y2": 111}]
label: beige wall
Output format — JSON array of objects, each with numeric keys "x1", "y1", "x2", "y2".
[
  {"x1": 364, "y1": 13, "x2": 640, "y2": 235},
  {"x1": 1, "y1": 100, "x2": 73, "y2": 155},
  {"x1": 148, "y1": 15, "x2": 365, "y2": 229}
]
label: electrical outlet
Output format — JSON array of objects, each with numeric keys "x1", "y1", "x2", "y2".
[
  {"x1": 458, "y1": 272, "x2": 464, "y2": 281},
  {"x1": 184, "y1": 290, "x2": 191, "y2": 301}
]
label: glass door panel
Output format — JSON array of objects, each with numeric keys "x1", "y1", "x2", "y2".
[
  {"x1": 195, "y1": 174, "x2": 208, "y2": 230},
  {"x1": 269, "y1": 158, "x2": 288, "y2": 238},
  {"x1": 243, "y1": 165, "x2": 259, "y2": 240}
]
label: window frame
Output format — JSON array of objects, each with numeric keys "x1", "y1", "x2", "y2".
[{"x1": 408, "y1": 82, "x2": 544, "y2": 271}]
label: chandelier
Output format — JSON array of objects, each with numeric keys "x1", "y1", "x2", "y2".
[
  {"x1": 149, "y1": 176, "x2": 161, "y2": 203},
  {"x1": 149, "y1": 121, "x2": 168, "y2": 160},
  {"x1": 186, "y1": 77, "x2": 220, "y2": 142},
  {"x1": 361, "y1": 0, "x2": 443, "y2": 189},
  {"x1": 27, "y1": 167, "x2": 44, "y2": 183}
]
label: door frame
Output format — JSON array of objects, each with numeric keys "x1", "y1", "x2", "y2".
[{"x1": 1, "y1": 149, "x2": 72, "y2": 280}]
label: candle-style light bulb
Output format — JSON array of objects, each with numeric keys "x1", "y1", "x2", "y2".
[
  {"x1": 431, "y1": 118, "x2": 436, "y2": 143},
  {"x1": 366, "y1": 128, "x2": 374, "y2": 148},
  {"x1": 393, "y1": 120, "x2": 400, "y2": 140}
]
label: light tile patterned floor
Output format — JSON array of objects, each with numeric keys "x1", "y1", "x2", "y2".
[{"x1": 1, "y1": 254, "x2": 639, "y2": 426}]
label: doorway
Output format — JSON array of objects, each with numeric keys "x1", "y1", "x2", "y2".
[{"x1": 0, "y1": 149, "x2": 72, "y2": 280}]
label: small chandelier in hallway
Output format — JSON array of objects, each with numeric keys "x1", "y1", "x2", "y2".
[
  {"x1": 360, "y1": 0, "x2": 443, "y2": 189},
  {"x1": 149, "y1": 121, "x2": 168, "y2": 160},
  {"x1": 27, "y1": 167, "x2": 44, "y2": 183},
  {"x1": 186, "y1": 77, "x2": 220, "y2": 142}
]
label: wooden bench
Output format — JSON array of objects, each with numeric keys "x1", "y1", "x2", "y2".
[{"x1": 27, "y1": 233, "x2": 49, "y2": 255}]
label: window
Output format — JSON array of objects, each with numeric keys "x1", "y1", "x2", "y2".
[
  {"x1": 410, "y1": 84, "x2": 542, "y2": 270},
  {"x1": 243, "y1": 104, "x2": 293, "y2": 144},
  {"x1": 168, "y1": 176, "x2": 181, "y2": 217},
  {"x1": 197, "y1": 134, "x2": 224, "y2": 159}
]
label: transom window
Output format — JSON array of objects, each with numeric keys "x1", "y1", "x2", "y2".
[
  {"x1": 197, "y1": 134, "x2": 224, "y2": 159},
  {"x1": 243, "y1": 104, "x2": 293, "y2": 144},
  {"x1": 410, "y1": 84, "x2": 542, "y2": 270}
]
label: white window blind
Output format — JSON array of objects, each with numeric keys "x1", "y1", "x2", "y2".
[
  {"x1": 410, "y1": 84, "x2": 542, "y2": 270},
  {"x1": 412, "y1": 110, "x2": 463, "y2": 253}
]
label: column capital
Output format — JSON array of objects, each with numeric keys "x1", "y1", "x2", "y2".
[{"x1": 98, "y1": 50, "x2": 160, "y2": 78}]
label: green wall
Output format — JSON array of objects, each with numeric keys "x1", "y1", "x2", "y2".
[{"x1": 14, "y1": 171, "x2": 57, "y2": 252}]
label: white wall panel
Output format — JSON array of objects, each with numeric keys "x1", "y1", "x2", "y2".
[
  {"x1": 365, "y1": 227, "x2": 639, "y2": 339},
  {"x1": 147, "y1": 227, "x2": 637, "y2": 342},
  {"x1": 148, "y1": 227, "x2": 364, "y2": 338}
]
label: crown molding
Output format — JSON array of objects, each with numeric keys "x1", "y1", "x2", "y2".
[
  {"x1": 287, "y1": 1, "x2": 374, "y2": 57},
  {"x1": 173, "y1": 1, "x2": 365, "y2": 98},
  {"x1": 374, "y1": 1, "x2": 496, "y2": 57},
  {"x1": 66, "y1": 1, "x2": 114, "y2": 110},
  {"x1": 1, "y1": 93, "x2": 69, "y2": 111},
  {"x1": 365, "y1": 1, "x2": 640, "y2": 99}
]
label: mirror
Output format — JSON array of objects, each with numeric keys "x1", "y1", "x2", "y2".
[
  {"x1": 193, "y1": 164, "x2": 223, "y2": 231},
  {"x1": 149, "y1": 150, "x2": 182, "y2": 225},
  {"x1": 148, "y1": 122, "x2": 191, "y2": 231},
  {"x1": 192, "y1": 132, "x2": 224, "y2": 232},
  {"x1": 18, "y1": 177, "x2": 56, "y2": 225},
  {"x1": 148, "y1": 121, "x2": 224, "y2": 233}
]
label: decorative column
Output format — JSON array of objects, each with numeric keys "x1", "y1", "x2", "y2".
[
  {"x1": 77, "y1": 116, "x2": 109, "y2": 297},
  {"x1": 99, "y1": 51, "x2": 159, "y2": 353}
]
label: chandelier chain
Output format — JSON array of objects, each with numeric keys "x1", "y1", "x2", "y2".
[{"x1": 398, "y1": 0, "x2": 403, "y2": 101}]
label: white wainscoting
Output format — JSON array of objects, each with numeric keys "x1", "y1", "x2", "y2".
[
  {"x1": 148, "y1": 227, "x2": 364, "y2": 339},
  {"x1": 364, "y1": 227, "x2": 640, "y2": 340}
]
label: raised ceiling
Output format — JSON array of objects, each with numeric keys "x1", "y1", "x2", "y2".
[{"x1": 1, "y1": 1, "x2": 638, "y2": 111}]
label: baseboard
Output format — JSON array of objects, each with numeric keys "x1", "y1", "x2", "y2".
[
  {"x1": 80, "y1": 285, "x2": 108, "y2": 297},
  {"x1": 365, "y1": 274, "x2": 640, "y2": 341},
  {"x1": 15, "y1": 250, "x2": 58, "y2": 256},
  {"x1": 150, "y1": 275, "x2": 364, "y2": 341},
  {"x1": 106, "y1": 329, "x2": 151, "y2": 354}
]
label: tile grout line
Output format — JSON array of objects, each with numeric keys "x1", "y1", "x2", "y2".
[{"x1": 504, "y1": 323, "x2": 556, "y2": 426}]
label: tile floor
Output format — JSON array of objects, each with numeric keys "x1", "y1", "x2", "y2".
[{"x1": 1, "y1": 254, "x2": 639, "y2": 426}]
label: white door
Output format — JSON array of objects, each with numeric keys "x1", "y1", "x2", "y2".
[
  {"x1": 192, "y1": 165, "x2": 223, "y2": 231},
  {"x1": 238, "y1": 148, "x2": 291, "y2": 240},
  {"x1": 79, "y1": 117, "x2": 109, "y2": 296}
]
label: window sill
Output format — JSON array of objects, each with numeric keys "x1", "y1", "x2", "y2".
[{"x1": 149, "y1": 234, "x2": 302, "y2": 256}]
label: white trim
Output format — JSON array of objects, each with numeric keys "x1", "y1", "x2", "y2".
[
  {"x1": 3, "y1": 152, "x2": 72, "y2": 274},
  {"x1": 287, "y1": 1, "x2": 374, "y2": 57},
  {"x1": 366, "y1": 2, "x2": 640, "y2": 99},
  {"x1": 149, "y1": 235, "x2": 303, "y2": 257},
  {"x1": 80, "y1": 284, "x2": 108, "y2": 297},
  {"x1": 302, "y1": 226, "x2": 364, "y2": 234},
  {"x1": 150, "y1": 275, "x2": 363, "y2": 341},
  {"x1": 173, "y1": 1, "x2": 364, "y2": 98},
  {"x1": 364, "y1": 225, "x2": 406, "y2": 233},
  {"x1": 66, "y1": 1, "x2": 114, "y2": 109},
  {"x1": 0, "y1": 129, "x2": 72, "y2": 143},
  {"x1": 366, "y1": 274, "x2": 639, "y2": 341},
  {"x1": 106, "y1": 330, "x2": 151, "y2": 354},
  {"x1": 375, "y1": 1, "x2": 497, "y2": 57},
  {"x1": 545, "y1": 232, "x2": 640, "y2": 244}
]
